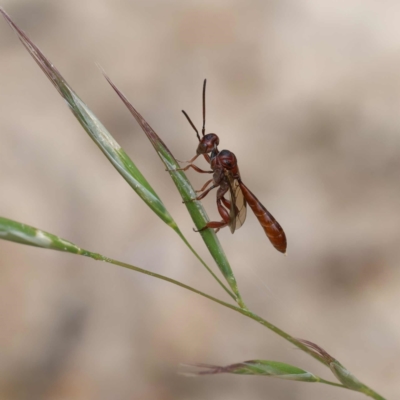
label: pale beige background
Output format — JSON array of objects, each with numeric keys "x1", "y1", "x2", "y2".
[{"x1": 0, "y1": 1, "x2": 399, "y2": 399}]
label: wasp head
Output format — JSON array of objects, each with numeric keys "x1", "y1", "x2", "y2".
[{"x1": 196, "y1": 133, "x2": 220, "y2": 155}]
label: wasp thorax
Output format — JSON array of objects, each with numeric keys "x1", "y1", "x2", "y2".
[
  {"x1": 218, "y1": 150, "x2": 237, "y2": 170},
  {"x1": 196, "y1": 133, "x2": 220, "y2": 155}
]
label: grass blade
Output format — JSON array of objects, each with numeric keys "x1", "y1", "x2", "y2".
[
  {"x1": 183, "y1": 360, "x2": 350, "y2": 389},
  {"x1": 185, "y1": 360, "x2": 325, "y2": 383},
  {"x1": 0, "y1": 217, "x2": 86, "y2": 255},
  {"x1": 0, "y1": 8, "x2": 174, "y2": 227}
]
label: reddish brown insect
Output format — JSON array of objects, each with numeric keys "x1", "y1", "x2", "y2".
[{"x1": 179, "y1": 80, "x2": 287, "y2": 254}]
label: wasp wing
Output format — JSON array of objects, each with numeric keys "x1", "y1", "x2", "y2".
[{"x1": 226, "y1": 172, "x2": 247, "y2": 233}]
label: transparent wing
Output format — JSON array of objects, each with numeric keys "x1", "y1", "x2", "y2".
[{"x1": 226, "y1": 172, "x2": 247, "y2": 233}]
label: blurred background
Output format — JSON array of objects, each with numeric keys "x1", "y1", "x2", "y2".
[{"x1": 0, "y1": 1, "x2": 399, "y2": 399}]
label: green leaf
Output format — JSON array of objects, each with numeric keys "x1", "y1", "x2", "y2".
[
  {"x1": 0, "y1": 7, "x2": 174, "y2": 229},
  {"x1": 0, "y1": 217, "x2": 85, "y2": 255},
  {"x1": 187, "y1": 360, "x2": 319, "y2": 382}
]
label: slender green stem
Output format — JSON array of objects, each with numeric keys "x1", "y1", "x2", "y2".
[
  {"x1": 85, "y1": 251, "x2": 325, "y2": 365},
  {"x1": 174, "y1": 227, "x2": 238, "y2": 304},
  {"x1": 320, "y1": 377, "x2": 386, "y2": 400},
  {"x1": 318, "y1": 379, "x2": 347, "y2": 389},
  {"x1": 359, "y1": 386, "x2": 387, "y2": 400}
]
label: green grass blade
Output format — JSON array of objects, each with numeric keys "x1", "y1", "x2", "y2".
[
  {"x1": 184, "y1": 360, "x2": 348, "y2": 388},
  {"x1": 101, "y1": 72, "x2": 246, "y2": 308},
  {"x1": 0, "y1": 217, "x2": 86, "y2": 255},
  {"x1": 187, "y1": 360, "x2": 319, "y2": 382},
  {"x1": 0, "y1": 7, "x2": 174, "y2": 228}
]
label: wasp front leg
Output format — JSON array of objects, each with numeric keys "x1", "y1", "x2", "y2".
[
  {"x1": 175, "y1": 153, "x2": 200, "y2": 164},
  {"x1": 181, "y1": 164, "x2": 213, "y2": 173},
  {"x1": 167, "y1": 163, "x2": 212, "y2": 173},
  {"x1": 166, "y1": 154, "x2": 213, "y2": 173}
]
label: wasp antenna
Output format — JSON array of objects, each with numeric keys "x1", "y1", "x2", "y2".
[
  {"x1": 182, "y1": 110, "x2": 201, "y2": 142},
  {"x1": 202, "y1": 79, "x2": 207, "y2": 136}
]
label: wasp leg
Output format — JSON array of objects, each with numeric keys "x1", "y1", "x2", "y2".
[
  {"x1": 182, "y1": 164, "x2": 213, "y2": 173},
  {"x1": 195, "y1": 184, "x2": 218, "y2": 200},
  {"x1": 194, "y1": 185, "x2": 230, "y2": 232},
  {"x1": 193, "y1": 220, "x2": 228, "y2": 233},
  {"x1": 195, "y1": 179, "x2": 213, "y2": 193},
  {"x1": 221, "y1": 196, "x2": 231, "y2": 209},
  {"x1": 182, "y1": 183, "x2": 218, "y2": 204},
  {"x1": 166, "y1": 164, "x2": 212, "y2": 173},
  {"x1": 221, "y1": 196, "x2": 239, "y2": 215},
  {"x1": 176, "y1": 154, "x2": 200, "y2": 164}
]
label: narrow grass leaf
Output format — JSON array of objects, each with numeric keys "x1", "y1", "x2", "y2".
[
  {"x1": 101, "y1": 72, "x2": 245, "y2": 307},
  {"x1": 0, "y1": 217, "x2": 86, "y2": 255},
  {"x1": 186, "y1": 360, "x2": 319, "y2": 382},
  {"x1": 0, "y1": 8, "x2": 174, "y2": 228}
]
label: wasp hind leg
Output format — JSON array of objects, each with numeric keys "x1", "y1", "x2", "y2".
[
  {"x1": 193, "y1": 220, "x2": 228, "y2": 234},
  {"x1": 194, "y1": 186, "x2": 230, "y2": 233}
]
